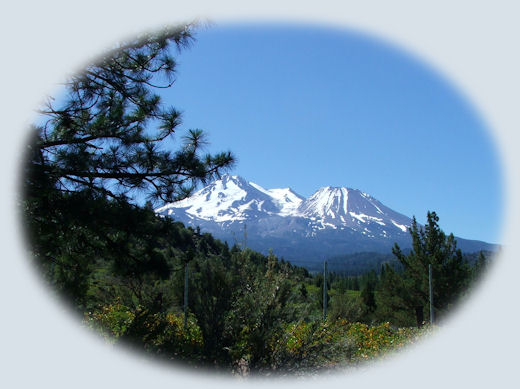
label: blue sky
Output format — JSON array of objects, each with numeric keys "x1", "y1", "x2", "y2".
[{"x1": 160, "y1": 23, "x2": 503, "y2": 244}]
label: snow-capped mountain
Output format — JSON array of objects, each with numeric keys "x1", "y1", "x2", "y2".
[
  {"x1": 155, "y1": 175, "x2": 494, "y2": 263},
  {"x1": 155, "y1": 174, "x2": 304, "y2": 223},
  {"x1": 295, "y1": 186, "x2": 410, "y2": 236}
]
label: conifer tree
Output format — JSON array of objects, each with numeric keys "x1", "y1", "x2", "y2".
[
  {"x1": 360, "y1": 280, "x2": 376, "y2": 312},
  {"x1": 380, "y1": 211, "x2": 471, "y2": 325},
  {"x1": 22, "y1": 24, "x2": 235, "y2": 308},
  {"x1": 26, "y1": 24, "x2": 234, "y2": 204}
]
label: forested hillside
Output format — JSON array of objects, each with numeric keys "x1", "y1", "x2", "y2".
[{"x1": 23, "y1": 189, "x2": 489, "y2": 373}]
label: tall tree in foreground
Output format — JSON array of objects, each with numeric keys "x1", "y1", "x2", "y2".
[
  {"x1": 378, "y1": 211, "x2": 471, "y2": 326},
  {"x1": 26, "y1": 24, "x2": 234, "y2": 203},
  {"x1": 22, "y1": 24, "x2": 235, "y2": 308}
]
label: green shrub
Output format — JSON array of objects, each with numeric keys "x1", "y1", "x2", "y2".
[
  {"x1": 84, "y1": 301, "x2": 204, "y2": 362},
  {"x1": 268, "y1": 319, "x2": 433, "y2": 373},
  {"x1": 345, "y1": 321, "x2": 432, "y2": 360},
  {"x1": 84, "y1": 299, "x2": 134, "y2": 342},
  {"x1": 268, "y1": 320, "x2": 355, "y2": 373}
]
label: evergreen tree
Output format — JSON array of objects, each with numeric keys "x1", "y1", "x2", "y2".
[
  {"x1": 25, "y1": 24, "x2": 234, "y2": 204},
  {"x1": 22, "y1": 24, "x2": 235, "y2": 309},
  {"x1": 473, "y1": 251, "x2": 488, "y2": 279},
  {"x1": 379, "y1": 211, "x2": 471, "y2": 326},
  {"x1": 360, "y1": 281, "x2": 376, "y2": 313},
  {"x1": 376, "y1": 263, "x2": 415, "y2": 326}
]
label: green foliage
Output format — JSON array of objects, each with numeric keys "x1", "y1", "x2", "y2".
[
  {"x1": 22, "y1": 24, "x2": 234, "y2": 311},
  {"x1": 267, "y1": 319, "x2": 432, "y2": 373},
  {"x1": 85, "y1": 299, "x2": 135, "y2": 341},
  {"x1": 27, "y1": 189, "x2": 473, "y2": 374},
  {"x1": 375, "y1": 264, "x2": 416, "y2": 326},
  {"x1": 27, "y1": 24, "x2": 234, "y2": 203},
  {"x1": 360, "y1": 270, "x2": 377, "y2": 313},
  {"x1": 378, "y1": 211, "x2": 472, "y2": 326},
  {"x1": 85, "y1": 300, "x2": 204, "y2": 362},
  {"x1": 328, "y1": 292, "x2": 365, "y2": 323},
  {"x1": 224, "y1": 250, "x2": 302, "y2": 369},
  {"x1": 268, "y1": 320, "x2": 355, "y2": 373},
  {"x1": 345, "y1": 321, "x2": 431, "y2": 361},
  {"x1": 471, "y1": 250, "x2": 491, "y2": 282},
  {"x1": 188, "y1": 252, "x2": 234, "y2": 361},
  {"x1": 317, "y1": 252, "x2": 398, "y2": 275}
]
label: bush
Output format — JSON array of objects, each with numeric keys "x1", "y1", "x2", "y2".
[
  {"x1": 84, "y1": 299, "x2": 134, "y2": 342},
  {"x1": 345, "y1": 321, "x2": 431, "y2": 361},
  {"x1": 85, "y1": 301, "x2": 204, "y2": 362},
  {"x1": 328, "y1": 292, "x2": 365, "y2": 323},
  {"x1": 268, "y1": 320, "x2": 355, "y2": 373},
  {"x1": 268, "y1": 320, "x2": 433, "y2": 373}
]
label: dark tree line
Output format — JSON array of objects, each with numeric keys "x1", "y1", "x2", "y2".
[{"x1": 326, "y1": 212, "x2": 489, "y2": 327}]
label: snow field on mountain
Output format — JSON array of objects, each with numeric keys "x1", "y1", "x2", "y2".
[{"x1": 156, "y1": 175, "x2": 413, "y2": 235}]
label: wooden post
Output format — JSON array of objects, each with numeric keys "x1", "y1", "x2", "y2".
[
  {"x1": 429, "y1": 264, "x2": 434, "y2": 325},
  {"x1": 323, "y1": 260, "x2": 328, "y2": 321},
  {"x1": 184, "y1": 260, "x2": 189, "y2": 330},
  {"x1": 415, "y1": 306, "x2": 424, "y2": 328}
]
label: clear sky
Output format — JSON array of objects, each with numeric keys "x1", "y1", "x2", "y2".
[{"x1": 160, "y1": 23, "x2": 503, "y2": 244}]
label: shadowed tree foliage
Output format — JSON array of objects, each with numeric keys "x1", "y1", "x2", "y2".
[
  {"x1": 22, "y1": 24, "x2": 235, "y2": 309},
  {"x1": 26, "y1": 24, "x2": 234, "y2": 203},
  {"x1": 377, "y1": 211, "x2": 471, "y2": 326}
]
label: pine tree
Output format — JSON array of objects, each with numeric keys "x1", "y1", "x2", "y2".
[
  {"x1": 22, "y1": 24, "x2": 235, "y2": 309},
  {"x1": 360, "y1": 281, "x2": 377, "y2": 313},
  {"x1": 25, "y1": 24, "x2": 234, "y2": 204},
  {"x1": 379, "y1": 211, "x2": 471, "y2": 326}
]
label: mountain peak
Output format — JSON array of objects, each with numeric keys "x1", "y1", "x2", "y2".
[
  {"x1": 156, "y1": 175, "x2": 306, "y2": 222},
  {"x1": 220, "y1": 174, "x2": 248, "y2": 186},
  {"x1": 156, "y1": 175, "x2": 412, "y2": 236},
  {"x1": 155, "y1": 175, "x2": 494, "y2": 262},
  {"x1": 297, "y1": 186, "x2": 350, "y2": 220}
]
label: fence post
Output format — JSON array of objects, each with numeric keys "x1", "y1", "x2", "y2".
[
  {"x1": 184, "y1": 260, "x2": 189, "y2": 330},
  {"x1": 429, "y1": 264, "x2": 434, "y2": 325},
  {"x1": 323, "y1": 260, "x2": 328, "y2": 321}
]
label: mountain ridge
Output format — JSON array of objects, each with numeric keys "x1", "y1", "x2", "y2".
[{"x1": 155, "y1": 175, "x2": 496, "y2": 263}]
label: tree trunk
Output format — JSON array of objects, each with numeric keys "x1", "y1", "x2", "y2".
[{"x1": 415, "y1": 305, "x2": 424, "y2": 327}]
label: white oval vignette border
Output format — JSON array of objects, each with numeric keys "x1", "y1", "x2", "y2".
[{"x1": 1, "y1": 1, "x2": 519, "y2": 389}]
